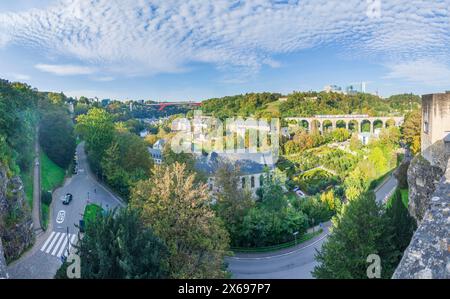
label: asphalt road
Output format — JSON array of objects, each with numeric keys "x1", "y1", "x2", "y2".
[
  {"x1": 375, "y1": 174, "x2": 398, "y2": 204},
  {"x1": 228, "y1": 175, "x2": 398, "y2": 279},
  {"x1": 227, "y1": 225, "x2": 330, "y2": 279},
  {"x1": 7, "y1": 142, "x2": 123, "y2": 279}
]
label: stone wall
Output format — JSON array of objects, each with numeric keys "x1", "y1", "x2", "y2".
[
  {"x1": 0, "y1": 164, "x2": 34, "y2": 263},
  {"x1": 393, "y1": 139, "x2": 450, "y2": 279},
  {"x1": 0, "y1": 238, "x2": 7, "y2": 279}
]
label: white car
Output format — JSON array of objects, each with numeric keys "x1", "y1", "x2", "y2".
[{"x1": 296, "y1": 189, "x2": 306, "y2": 198}]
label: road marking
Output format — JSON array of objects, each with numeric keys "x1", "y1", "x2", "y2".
[
  {"x1": 69, "y1": 234, "x2": 77, "y2": 252},
  {"x1": 40, "y1": 231, "x2": 55, "y2": 251},
  {"x1": 57, "y1": 234, "x2": 70, "y2": 258},
  {"x1": 45, "y1": 232, "x2": 61, "y2": 254},
  {"x1": 56, "y1": 210, "x2": 66, "y2": 224},
  {"x1": 51, "y1": 233, "x2": 66, "y2": 256},
  {"x1": 228, "y1": 232, "x2": 330, "y2": 261}
]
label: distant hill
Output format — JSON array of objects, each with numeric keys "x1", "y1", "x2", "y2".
[{"x1": 200, "y1": 91, "x2": 421, "y2": 118}]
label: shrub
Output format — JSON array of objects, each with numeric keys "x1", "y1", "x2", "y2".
[{"x1": 41, "y1": 190, "x2": 52, "y2": 206}]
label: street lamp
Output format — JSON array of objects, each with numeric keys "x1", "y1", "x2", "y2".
[{"x1": 293, "y1": 231, "x2": 299, "y2": 246}]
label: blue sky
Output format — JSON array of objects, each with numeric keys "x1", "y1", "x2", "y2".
[{"x1": 0, "y1": 0, "x2": 449, "y2": 101}]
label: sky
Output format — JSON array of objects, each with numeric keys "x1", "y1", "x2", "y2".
[{"x1": 0, "y1": 0, "x2": 449, "y2": 101}]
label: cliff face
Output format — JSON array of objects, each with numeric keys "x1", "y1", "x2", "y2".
[
  {"x1": 394, "y1": 140, "x2": 449, "y2": 279},
  {"x1": 0, "y1": 164, "x2": 34, "y2": 263},
  {"x1": 0, "y1": 238, "x2": 7, "y2": 278},
  {"x1": 407, "y1": 155, "x2": 444, "y2": 222}
]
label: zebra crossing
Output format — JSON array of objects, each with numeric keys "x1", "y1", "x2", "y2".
[{"x1": 40, "y1": 231, "x2": 78, "y2": 258}]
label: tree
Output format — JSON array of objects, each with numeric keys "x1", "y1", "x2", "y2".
[
  {"x1": 130, "y1": 162, "x2": 230, "y2": 278},
  {"x1": 55, "y1": 208, "x2": 169, "y2": 279},
  {"x1": 284, "y1": 140, "x2": 300, "y2": 155},
  {"x1": 313, "y1": 193, "x2": 387, "y2": 279},
  {"x1": 402, "y1": 109, "x2": 421, "y2": 155},
  {"x1": 331, "y1": 128, "x2": 350, "y2": 142},
  {"x1": 214, "y1": 163, "x2": 254, "y2": 247},
  {"x1": 144, "y1": 134, "x2": 159, "y2": 147},
  {"x1": 292, "y1": 130, "x2": 314, "y2": 151},
  {"x1": 75, "y1": 108, "x2": 115, "y2": 173},
  {"x1": 368, "y1": 147, "x2": 388, "y2": 175},
  {"x1": 39, "y1": 107, "x2": 76, "y2": 168},
  {"x1": 349, "y1": 133, "x2": 362, "y2": 151},
  {"x1": 382, "y1": 190, "x2": 417, "y2": 276}
]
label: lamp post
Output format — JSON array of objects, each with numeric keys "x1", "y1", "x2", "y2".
[{"x1": 293, "y1": 231, "x2": 299, "y2": 246}]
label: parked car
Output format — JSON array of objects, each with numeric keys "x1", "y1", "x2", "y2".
[
  {"x1": 296, "y1": 189, "x2": 306, "y2": 198},
  {"x1": 61, "y1": 193, "x2": 73, "y2": 205}
]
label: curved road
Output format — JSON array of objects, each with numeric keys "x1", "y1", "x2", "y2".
[
  {"x1": 228, "y1": 174, "x2": 398, "y2": 279},
  {"x1": 7, "y1": 143, "x2": 124, "y2": 279},
  {"x1": 227, "y1": 225, "x2": 330, "y2": 279}
]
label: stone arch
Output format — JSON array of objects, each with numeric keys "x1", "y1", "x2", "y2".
[
  {"x1": 385, "y1": 118, "x2": 396, "y2": 128},
  {"x1": 311, "y1": 119, "x2": 321, "y2": 133},
  {"x1": 348, "y1": 120, "x2": 359, "y2": 132},
  {"x1": 299, "y1": 119, "x2": 309, "y2": 130},
  {"x1": 336, "y1": 120, "x2": 347, "y2": 129},
  {"x1": 373, "y1": 119, "x2": 383, "y2": 132},
  {"x1": 361, "y1": 119, "x2": 371, "y2": 133},
  {"x1": 322, "y1": 120, "x2": 333, "y2": 132}
]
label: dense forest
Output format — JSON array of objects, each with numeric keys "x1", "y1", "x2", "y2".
[
  {"x1": 0, "y1": 79, "x2": 76, "y2": 260},
  {"x1": 200, "y1": 92, "x2": 421, "y2": 118}
]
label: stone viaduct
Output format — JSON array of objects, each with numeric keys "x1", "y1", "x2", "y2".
[{"x1": 285, "y1": 115, "x2": 404, "y2": 133}]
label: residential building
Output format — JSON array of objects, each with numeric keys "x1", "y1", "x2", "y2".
[
  {"x1": 195, "y1": 151, "x2": 276, "y2": 197},
  {"x1": 148, "y1": 139, "x2": 166, "y2": 165}
]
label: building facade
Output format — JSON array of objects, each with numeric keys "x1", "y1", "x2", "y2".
[{"x1": 421, "y1": 92, "x2": 450, "y2": 164}]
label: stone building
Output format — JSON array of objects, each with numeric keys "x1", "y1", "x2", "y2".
[
  {"x1": 421, "y1": 92, "x2": 450, "y2": 165},
  {"x1": 393, "y1": 92, "x2": 450, "y2": 279}
]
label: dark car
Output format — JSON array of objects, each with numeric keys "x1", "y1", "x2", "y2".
[{"x1": 61, "y1": 193, "x2": 73, "y2": 205}]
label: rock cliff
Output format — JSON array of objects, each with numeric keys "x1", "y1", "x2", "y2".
[
  {"x1": 0, "y1": 164, "x2": 34, "y2": 263},
  {"x1": 393, "y1": 139, "x2": 449, "y2": 279},
  {"x1": 0, "y1": 238, "x2": 7, "y2": 278}
]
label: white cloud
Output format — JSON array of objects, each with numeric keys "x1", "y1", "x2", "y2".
[
  {"x1": 35, "y1": 64, "x2": 97, "y2": 76},
  {"x1": 9, "y1": 73, "x2": 31, "y2": 81},
  {"x1": 91, "y1": 76, "x2": 115, "y2": 82},
  {"x1": 385, "y1": 59, "x2": 450, "y2": 87},
  {"x1": 0, "y1": 0, "x2": 449, "y2": 80}
]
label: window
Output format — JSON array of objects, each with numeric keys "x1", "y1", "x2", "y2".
[
  {"x1": 423, "y1": 105, "x2": 429, "y2": 133},
  {"x1": 241, "y1": 177, "x2": 246, "y2": 189},
  {"x1": 251, "y1": 176, "x2": 255, "y2": 188}
]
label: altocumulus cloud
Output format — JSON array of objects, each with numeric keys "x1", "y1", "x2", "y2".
[{"x1": 0, "y1": 0, "x2": 449, "y2": 83}]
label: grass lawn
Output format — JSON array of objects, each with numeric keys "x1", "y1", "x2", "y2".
[
  {"x1": 42, "y1": 203, "x2": 49, "y2": 230},
  {"x1": 40, "y1": 151, "x2": 65, "y2": 192},
  {"x1": 40, "y1": 150, "x2": 65, "y2": 230},
  {"x1": 21, "y1": 167, "x2": 34, "y2": 209},
  {"x1": 400, "y1": 188, "x2": 409, "y2": 207},
  {"x1": 83, "y1": 203, "x2": 103, "y2": 224}
]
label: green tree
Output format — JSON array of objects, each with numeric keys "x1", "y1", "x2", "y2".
[
  {"x1": 368, "y1": 147, "x2": 388, "y2": 175},
  {"x1": 401, "y1": 109, "x2": 421, "y2": 155},
  {"x1": 75, "y1": 108, "x2": 115, "y2": 173},
  {"x1": 214, "y1": 163, "x2": 254, "y2": 247},
  {"x1": 130, "y1": 162, "x2": 230, "y2": 278},
  {"x1": 331, "y1": 128, "x2": 350, "y2": 142},
  {"x1": 313, "y1": 193, "x2": 387, "y2": 279},
  {"x1": 382, "y1": 190, "x2": 417, "y2": 276},
  {"x1": 39, "y1": 107, "x2": 76, "y2": 168},
  {"x1": 56, "y1": 208, "x2": 169, "y2": 279}
]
